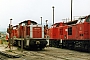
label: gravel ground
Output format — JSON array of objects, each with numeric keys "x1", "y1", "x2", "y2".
[
  {"x1": 7, "y1": 47, "x2": 90, "y2": 60},
  {"x1": 0, "y1": 54, "x2": 8, "y2": 60}
]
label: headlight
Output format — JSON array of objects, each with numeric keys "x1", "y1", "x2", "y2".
[{"x1": 36, "y1": 41, "x2": 40, "y2": 44}]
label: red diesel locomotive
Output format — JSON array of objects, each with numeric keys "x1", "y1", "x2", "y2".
[
  {"x1": 48, "y1": 15, "x2": 90, "y2": 52},
  {"x1": 7, "y1": 20, "x2": 47, "y2": 50}
]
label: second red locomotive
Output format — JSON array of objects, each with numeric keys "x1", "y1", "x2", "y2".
[{"x1": 48, "y1": 15, "x2": 90, "y2": 52}]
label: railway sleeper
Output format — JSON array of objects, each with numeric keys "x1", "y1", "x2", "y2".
[{"x1": 0, "y1": 51, "x2": 21, "y2": 58}]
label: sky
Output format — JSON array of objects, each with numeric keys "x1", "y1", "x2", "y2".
[{"x1": 0, "y1": 0, "x2": 90, "y2": 31}]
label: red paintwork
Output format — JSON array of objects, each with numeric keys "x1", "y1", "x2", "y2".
[
  {"x1": 69, "y1": 25, "x2": 77, "y2": 40},
  {"x1": 47, "y1": 15, "x2": 90, "y2": 41},
  {"x1": 52, "y1": 27, "x2": 59, "y2": 39},
  {"x1": 76, "y1": 23, "x2": 83, "y2": 40},
  {"x1": 63, "y1": 25, "x2": 68, "y2": 40},
  {"x1": 9, "y1": 20, "x2": 44, "y2": 39},
  {"x1": 33, "y1": 27, "x2": 42, "y2": 38},
  {"x1": 89, "y1": 23, "x2": 90, "y2": 39},
  {"x1": 23, "y1": 26, "x2": 26, "y2": 38},
  {"x1": 84, "y1": 22, "x2": 89, "y2": 39},
  {"x1": 6, "y1": 33, "x2": 9, "y2": 40},
  {"x1": 26, "y1": 26, "x2": 30, "y2": 36}
]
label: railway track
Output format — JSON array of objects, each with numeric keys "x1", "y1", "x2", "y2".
[
  {"x1": 36, "y1": 51, "x2": 89, "y2": 60},
  {"x1": 0, "y1": 54, "x2": 8, "y2": 60},
  {"x1": 23, "y1": 47, "x2": 90, "y2": 60},
  {"x1": 6, "y1": 47, "x2": 90, "y2": 60},
  {"x1": 29, "y1": 51, "x2": 67, "y2": 60}
]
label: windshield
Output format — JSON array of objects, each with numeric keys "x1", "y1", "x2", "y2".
[{"x1": 86, "y1": 16, "x2": 90, "y2": 22}]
